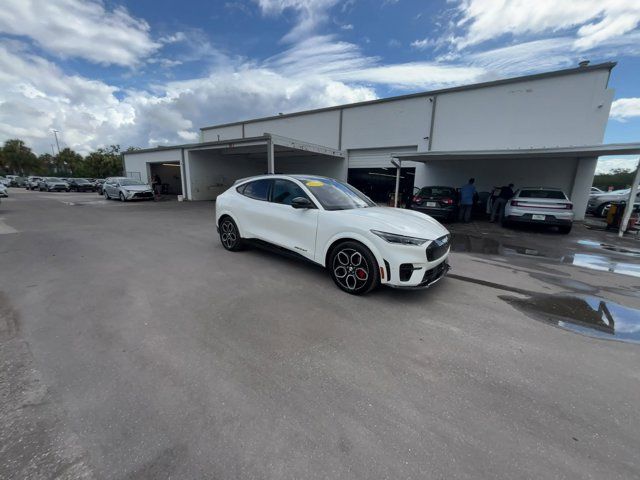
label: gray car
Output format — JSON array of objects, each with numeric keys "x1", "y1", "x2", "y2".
[
  {"x1": 38, "y1": 177, "x2": 70, "y2": 192},
  {"x1": 587, "y1": 189, "x2": 640, "y2": 217},
  {"x1": 103, "y1": 177, "x2": 154, "y2": 201}
]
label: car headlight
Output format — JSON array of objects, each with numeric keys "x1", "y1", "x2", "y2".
[{"x1": 371, "y1": 230, "x2": 428, "y2": 246}]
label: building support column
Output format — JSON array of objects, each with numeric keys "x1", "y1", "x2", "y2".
[
  {"x1": 391, "y1": 158, "x2": 401, "y2": 208},
  {"x1": 267, "y1": 138, "x2": 275, "y2": 174}
]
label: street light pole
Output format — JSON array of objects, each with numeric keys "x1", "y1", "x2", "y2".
[{"x1": 52, "y1": 129, "x2": 61, "y2": 155}]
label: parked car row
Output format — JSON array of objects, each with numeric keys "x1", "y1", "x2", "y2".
[
  {"x1": 23, "y1": 176, "x2": 106, "y2": 192},
  {"x1": 587, "y1": 187, "x2": 640, "y2": 217},
  {"x1": 408, "y1": 184, "x2": 574, "y2": 233}
]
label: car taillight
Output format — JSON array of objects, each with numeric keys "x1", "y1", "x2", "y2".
[
  {"x1": 413, "y1": 196, "x2": 422, "y2": 203},
  {"x1": 565, "y1": 203, "x2": 573, "y2": 210},
  {"x1": 510, "y1": 200, "x2": 519, "y2": 206},
  {"x1": 441, "y1": 198, "x2": 454, "y2": 205}
]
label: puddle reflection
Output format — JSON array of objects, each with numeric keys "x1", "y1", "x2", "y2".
[{"x1": 501, "y1": 293, "x2": 640, "y2": 344}]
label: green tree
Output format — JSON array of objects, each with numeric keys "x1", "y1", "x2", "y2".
[
  {"x1": 0, "y1": 139, "x2": 42, "y2": 175},
  {"x1": 83, "y1": 145, "x2": 124, "y2": 178},
  {"x1": 55, "y1": 147, "x2": 83, "y2": 176},
  {"x1": 593, "y1": 168, "x2": 636, "y2": 191}
]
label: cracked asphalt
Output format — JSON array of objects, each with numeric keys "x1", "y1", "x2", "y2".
[{"x1": 1, "y1": 188, "x2": 639, "y2": 479}]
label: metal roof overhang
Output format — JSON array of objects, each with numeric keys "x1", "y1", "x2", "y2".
[
  {"x1": 123, "y1": 133, "x2": 345, "y2": 159},
  {"x1": 391, "y1": 143, "x2": 640, "y2": 162}
]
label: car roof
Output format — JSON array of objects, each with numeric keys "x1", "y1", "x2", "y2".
[{"x1": 520, "y1": 186, "x2": 563, "y2": 190}]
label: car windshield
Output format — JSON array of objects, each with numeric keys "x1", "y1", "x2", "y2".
[
  {"x1": 297, "y1": 177, "x2": 375, "y2": 210},
  {"x1": 519, "y1": 189, "x2": 566, "y2": 199},
  {"x1": 418, "y1": 186, "x2": 456, "y2": 197},
  {"x1": 120, "y1": 179, "x2": 143, "y2": 186},
  {"x1": 48, "y1": 178, "x2": 63, "y2": 182},
  {"x1": 75, "y1": 179, "x2": 89, "y2": 183}
]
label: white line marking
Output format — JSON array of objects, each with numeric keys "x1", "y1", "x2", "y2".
[{"x1": 0, "y1": 218, "x2": 18, "y2": 234}]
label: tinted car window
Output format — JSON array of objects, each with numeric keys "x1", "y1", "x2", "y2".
[
  {"x1": 519, "y1": 190, "x2": 566, "y2": 199},
  {"x1": 418, "y1": 187, "x2": 456, "y2": 197},
  {"x1": 271, "y1": 179, "x2": 309, "y2": 205},
  {"x1": 242, "y1": 179, "x2": 272, "y2": 201}
]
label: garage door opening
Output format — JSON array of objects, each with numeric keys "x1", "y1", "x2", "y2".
[
  {"x1": 185, "y1": 134, "x2": 346, "y2": 201},
  {"x1": 149, "y1": 162, "x2": 182, "y2": 196},
  {"x1": 348, "y1": 167, "x2": 415, "y2": 205}
]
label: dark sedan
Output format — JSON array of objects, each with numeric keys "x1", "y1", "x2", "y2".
[
  {"x1": 68, "y1": 178, "x2": 95, "y2": 192},
  {"x1": 409, "y1": 186, "x2": 459, "y2": 221}
]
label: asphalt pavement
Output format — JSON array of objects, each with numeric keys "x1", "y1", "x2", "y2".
[{"x1": 1, "y1": 189, "x2": 639, "y2": 479}]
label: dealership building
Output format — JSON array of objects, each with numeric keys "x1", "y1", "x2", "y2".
[{"x1": 123, "y1": 61, "x2": 640, "y2": 220}]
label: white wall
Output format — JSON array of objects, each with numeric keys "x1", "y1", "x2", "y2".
[
  {"x1": 242, "y1": 110, "x2": 341, "y2": 148},
  {"x1": 348, "y1": 147, "x2": 418, "y2": 168},
  {"x1": 186, "y1": 150, "x2": 265, "y2": 201},
  {"x1": 123, "y1": 149, "x2": 183, "y2": 184},
  {"x1": 571, "y1": 157, "x2": 598, "y2": 220},
  {"x1": 432, "y1": 70, "x2": 613, "y2": 151},
  {"x1": 342, "y1": 97, "x2": 431, "y2": 150},
  {"x1": 201, "y1": 124, "x2": 244, "y2": 142},
  {"x1": 274, "y1": 156, "x2": 346, "y2": 181}
]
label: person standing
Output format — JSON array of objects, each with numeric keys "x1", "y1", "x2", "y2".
[
  {"x1": 490, "y1": 183, "x2": 514, "y2": 222},
  {"x1": 458, "y1": 178, "x2": 476, "y2": 223},
  {"x1": 152, "y1": 173, "x2": 162, "y2": 200}
]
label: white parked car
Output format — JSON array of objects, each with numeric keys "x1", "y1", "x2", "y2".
[
  {"x1": 215, "y1": 174, "x2": 451, "y2": 295},
  {"x1": 503, "y1": 187, "x2": 574, "y2": 233},
  {"x1": 103, "y1": 177, "x2": 154, "y2": 201}
]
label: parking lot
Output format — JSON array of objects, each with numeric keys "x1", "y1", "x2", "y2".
[{"x1": 1, "y1": 189, "x2": 640, "y2": 479}]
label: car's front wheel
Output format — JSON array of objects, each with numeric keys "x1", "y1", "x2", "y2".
[
  {"x1": 104, "y1": 190, "x2": 110, "y2": 200},
  {"x1": 219, "y1": 217, "x2": 243, "y2": 251},
  {"x1": 329, "y1": 241, "x2": 379, "y2": 295},
  {"x1": 119, "y1": 192, "x2": 126, "y2": 202}
]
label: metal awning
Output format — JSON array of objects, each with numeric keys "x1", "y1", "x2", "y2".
[{"x1": 391, "y1": 142, "x2": 640, "y2": 163}]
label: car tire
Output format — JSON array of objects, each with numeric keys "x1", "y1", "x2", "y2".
[
  {"x1": 595, "y1": 203, "x2": 609, "y2": 218},
  {"x1": 329, "y1": 241, "x2": 380, "y2": 295},
  {"x1": 119, "y1": 192, "x2": 126, "y2": 202},
  {"x1": 219, "y1": 217, "x2": 244, "y2": 251},
  {"x1": 104, "y1": 190, "x2": 110, "y2": 200},
  {"x1": 558, "y1": 225, "x2": 572, "y2": 234}
]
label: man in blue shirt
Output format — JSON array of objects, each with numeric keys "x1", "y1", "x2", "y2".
[{"x1": 458, "y1": 178, "x2": 476, "y2": 223}]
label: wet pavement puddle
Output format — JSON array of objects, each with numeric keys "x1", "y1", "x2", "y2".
[
  {"x1": 500, "y1": 293, "x2": 640, "y2": 344},
  {"x1": 451, "y1": 233, "x2": 640, "y2": 278}
]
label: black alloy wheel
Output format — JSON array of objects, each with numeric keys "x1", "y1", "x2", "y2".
[
  {"x1": 219, "y1": 217, "x2": 243, "y2": 251},
  {"x1": 329, "y1": 241, "x2": 379, "y2": 295}
]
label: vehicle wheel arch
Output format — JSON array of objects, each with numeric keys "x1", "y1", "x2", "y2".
[
  {"x1": 322, "y1": 233, "x2": 384, "y2": 272},
  {"x1": 217, "y1": 212, "x2": 245, "y2": 238}
]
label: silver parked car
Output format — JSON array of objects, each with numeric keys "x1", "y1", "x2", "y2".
[
  {"x1": 38, "y1": 177, "x2": 70, "y2": 192},
  {"x1": 503, "y1": 187, "x2": 574, "y2": 234},
  {"x1": 103, "y1": 177, "x2": 154, "y2": 201},
  {"x1": 587, "y1": 188, "x2": 640, "y2": 217},
  {"x1": 26, "y1": 176, "x2": 42, "y2": 190}
]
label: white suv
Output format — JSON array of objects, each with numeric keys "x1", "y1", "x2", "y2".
[
  {"x1": 503, "y1": 187, "x2": 574, "y2": 233},
  {"x1": 215, "y1": 174, "x2": 451, "y2": 295}
]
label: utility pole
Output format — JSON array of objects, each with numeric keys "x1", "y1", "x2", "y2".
[{"x1": 52, "y1": 129, "x2": 61, "y2": 155}]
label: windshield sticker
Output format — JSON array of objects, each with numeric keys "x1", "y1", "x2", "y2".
[{"x1": 306, "y1": 181, "x2": 324, "y2": 187}]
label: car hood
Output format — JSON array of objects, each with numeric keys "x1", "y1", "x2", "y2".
[
  {"x1": 335, "y1": 207, "x2": 449, "y2": 240},
  {"x1": 121, "y1": 185, "x2": 151, "y2": 191}
]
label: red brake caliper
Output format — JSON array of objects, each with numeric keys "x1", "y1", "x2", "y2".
[{"x1": 356, "y1": 268, "x2": 366, "y2": 279}]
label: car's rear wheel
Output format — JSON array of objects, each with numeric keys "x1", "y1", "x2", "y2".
[
  {"x1": 219, "y1": 217, "x2": 243, "y2": 251},
  {"x1": 329, "y1": 241, "x2": 379, "y2": 295}
]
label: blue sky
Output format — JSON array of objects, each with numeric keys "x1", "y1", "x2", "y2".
[{"x1": 0, "y1": 0, "x2": 639, "y2": 172}]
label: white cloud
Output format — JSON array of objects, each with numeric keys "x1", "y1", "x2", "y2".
[
  {"x1": 453, "y1": 0, "x2": 640, "y2": 51},
  {"x1": 254, "y1": 0, "x2": 340, "y2": 42},
  {"x1": 610, "y1": 98, "x2": 640, "y2": 122},
  {"x1": 410, "y1": 38, "x2": 433, "y2": 50},
  {"x1": 0, "y1": 0, "x2": 159, "y2": 66},
  {"x1": 596, "y1": 157, "x2": 640, "y2": 174}
]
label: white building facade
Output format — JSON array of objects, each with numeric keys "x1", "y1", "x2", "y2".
[{"x1": 124, "y1": 62, "x2": 627, "y2": 220}]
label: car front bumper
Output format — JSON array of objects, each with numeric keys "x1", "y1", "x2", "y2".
[
  {"x1": 124, "y1": 190, "x2": 154, "y2": 200},
  {"x1": 373, "y1": 235, "x2": 451, "y2": 288},
  {"x1": 410, "y1": 204, "x2": 457, "y2": 219}
]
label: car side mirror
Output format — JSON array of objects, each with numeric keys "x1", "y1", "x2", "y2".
[{"x1": 291, "y1": 197, "x2": 313, "y2": 209}]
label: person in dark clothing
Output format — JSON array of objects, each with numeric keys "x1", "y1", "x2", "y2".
[
  {"x1": 152, "y1": 174, "x2": 162, "y2": 194},
  {"x1": 491, "y1": 183, "x2": 514, "y2": 222}
]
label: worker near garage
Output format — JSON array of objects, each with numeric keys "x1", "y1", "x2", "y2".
[
  {"x1": 458, "y1": 178, "x2": 477, "y2": 223},
  {"x1": 490, "y1": 183, "x2": 515, "y2": 222},
  {"x1": 152, "y1": 174, "x2": 162, "y2": 197}
]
